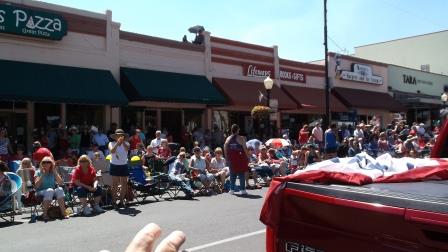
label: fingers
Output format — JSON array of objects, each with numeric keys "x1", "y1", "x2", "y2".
[
  {"x1": 125, "y1": 223, "x2": 162, "y2": 252},
  {"x1": 154, "y1": 231, "x2": 186, "y2": 252}
]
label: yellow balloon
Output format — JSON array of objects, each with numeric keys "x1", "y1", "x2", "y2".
[{"x1": 131, "y1": 156, "x2": 141, "y2": 162}]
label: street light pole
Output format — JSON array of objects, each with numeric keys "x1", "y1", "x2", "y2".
[
  {"x1": 266, "y1": 89, "x2": 271, "y2": 138},
  {"x1": 324, "y1": 0, "x2": 331, "y2": 130},
  {"x1": 264, "y1": 76, "x2": 274, "y2": 139}
]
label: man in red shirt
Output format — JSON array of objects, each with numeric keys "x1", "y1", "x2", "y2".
[
  {"x1": 32, "y1": 141, "x2": 54, "y2": 166},
  {"x1": 298, "y1": 125, "x2": 310, "y2": 147}
]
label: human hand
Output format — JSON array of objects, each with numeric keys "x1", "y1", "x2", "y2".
[{"x1": 125, "y1": 223, "x2": 186, "y2": 252}]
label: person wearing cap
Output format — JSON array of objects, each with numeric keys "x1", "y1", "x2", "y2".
[
  {"x1": 224, "y1": 124, "x2": 250, "y2": 195},
  {"x1": 168, "y1": 152, "x2": 196, "y2": 199},
  {"x1": 108, "y1": 129, "x2": 130, "y2": 208},
  {"x1": 32, "y1": 141, "x2": 53, "y2": 167}
]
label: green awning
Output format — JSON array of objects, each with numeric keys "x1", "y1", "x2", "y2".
[
  {"x1": 121, "y1": 67, "x2": 227, "y2": 105},
  {"x1": 0, "y1": 59, "x2": 128, "y2": 106}
]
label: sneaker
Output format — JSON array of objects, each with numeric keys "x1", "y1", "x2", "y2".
[
  {"x1": 82, "y1": 207, "x2": 92, "y2": 216},
  {"x1": 93, "y1": 205, "x2": 105, "y2": 213},
  {"x1": 240, "y1": 190, "x2": 248, "y2": 195},
  {"x1": 228, "y1": 190, "x2": 235, "y2": 195}
]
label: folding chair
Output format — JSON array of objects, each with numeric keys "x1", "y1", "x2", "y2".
[{"x1": 0, "y1": 172, "x2": 22, "y2": 223}]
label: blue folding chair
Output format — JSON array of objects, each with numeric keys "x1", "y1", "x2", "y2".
[{"x1": 0, "y1": 172, "x2": 22, "y2": 222}]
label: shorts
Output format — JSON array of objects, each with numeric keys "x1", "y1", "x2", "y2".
[
  {"x1": 37, "y1": 187, "x2": 65, "y2": 201},
  {"x1": 325, "y1": 147, "x2": 337, "y2": 154},
  {"x1": 198, "y1": 173, "x2": 214, "y2": 183},
  {"x1": 110, "y1": 163, "x2": 129, "y2": 177},
  {"x1": 214, "y1": 167, "x2": 229, "y2": 177},
  {"x1": 75, "y1": 186, "x2": 102, "y2": 198}
]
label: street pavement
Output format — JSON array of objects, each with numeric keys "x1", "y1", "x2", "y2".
[{"x1": 0, "y1": 188, "x2": 268, "y2": 252}]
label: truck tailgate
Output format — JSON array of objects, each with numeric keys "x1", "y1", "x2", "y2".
[{"x1": 271, "y1": 181, "x2": 448, "y2": 252}]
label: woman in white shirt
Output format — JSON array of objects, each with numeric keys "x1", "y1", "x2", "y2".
[
  {"x1": 209, "y1": 147, "x2": 229, "y2": 189},
  {"x1": 108, "y1": 129, "x2": 130, "y2": 208}
]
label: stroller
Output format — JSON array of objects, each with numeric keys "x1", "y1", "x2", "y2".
[{"x1": 0, "y1": 172, "x2": 22, "y2": 222}]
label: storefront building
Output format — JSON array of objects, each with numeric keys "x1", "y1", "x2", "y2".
[
  {"x1": 118, "y1": 31, "x2": 226, "y2": 143},
  {"x1": 388, "y1": 65, "x2": 448, "y2": 125},
  {"x1": 209, "y1": 37, "x2": 348, "y2": 139},
  {"x1": 0, "y1": 1, "x2": 127, "y2": 151},
  {"x1": 327, "y1": 53, "x2": 405, "y2": 126}
]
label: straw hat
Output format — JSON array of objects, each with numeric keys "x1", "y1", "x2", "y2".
[{"x1": 110, "y1": 129, "x2": 129, "y2": 140}]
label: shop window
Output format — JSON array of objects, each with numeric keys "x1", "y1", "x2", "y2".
[
  {"x1": 213, "y1": 111, "x2": 229, "y2": 132},
  {"x1": 0, "y1": 101, "x2": 27, "y2": 110},
  {"x1": 162, "y1": 110, "x2": 182, "y2": 142},
  {"x1": 121, "y1": 107, "x2": 144, "y2": 133},
  {"x1": 34, "y1": 103, "x2": 61, "y2": 129},
  {"x1": 66, "y1": 104, "x2": 104, "y2": 130},
  {"x1": 184, "y1": 109, "x2": 203, "y2": 133}
]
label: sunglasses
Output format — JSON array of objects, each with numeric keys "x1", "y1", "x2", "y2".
[
  {"x1": 42, "y1": 161, "x2": 52, "y2": 164},
  {"x1": 80, "y1": 160, "x2": 89, "y2": 163}
]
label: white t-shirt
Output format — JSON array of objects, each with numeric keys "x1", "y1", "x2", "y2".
[
  {"x1": 87, "y1": 150, "x2": 105, "y2": 161},
  {"x1": 312, "y1": 127, "x2": 323, "y2": 142},
  {"x1": 108, "y1": 141, "x2": 128, "y2": 165},
  {"x1": 191, "y1": 155, "x2": 206, "y2": 173},
  {"x1": 93, "y1": 133, "x2": 109, "y2": 146},
  {"x1": 354, "y1": 129, "x2": 364, "y2": 140},
  {"x1": 149, "y1": 138, "x2": 164, "y2": 154},
  {"x1": 210, "y1": 157, "x2": 226, "y2": 170}
]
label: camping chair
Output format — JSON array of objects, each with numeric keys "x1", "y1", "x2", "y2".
[
  {"x1": 0, "y1": 172, "x2": 22, "y2": 222},
  {"x1": 128, "y1": 164, "x2": 172, "y2": 202},
  {"x1": 55, "y1": 166, "x2": 78, "y2": 212},
  {"x1": 92, "y1": 159, "x2": 112, "y2": 207}
]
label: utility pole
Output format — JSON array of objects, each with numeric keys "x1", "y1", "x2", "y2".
[{"x1": 324, "y1": 0, "x2": 331, "y2": 130}]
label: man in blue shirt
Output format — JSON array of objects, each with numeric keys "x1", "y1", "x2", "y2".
[{"x1": 324, "y1": 123, "x2": 339, "y2": 159}]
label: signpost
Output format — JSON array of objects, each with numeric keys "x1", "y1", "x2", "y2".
[{"x1": 0, "y1": 3, "x2": 67, "y2": 40}]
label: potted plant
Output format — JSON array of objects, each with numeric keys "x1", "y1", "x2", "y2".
[{"x1": 251, "y1": 105, "x2": 270, "y2": 119}]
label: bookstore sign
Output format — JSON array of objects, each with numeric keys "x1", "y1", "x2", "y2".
[
  {"x1": 242, "y1": 63, "x2": 306, "y2": 83},
  {"x1": 0, "y1": 4, "x2": 67, "y2": 40}
]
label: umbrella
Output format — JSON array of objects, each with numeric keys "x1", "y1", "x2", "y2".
[
  {"x1": 266, "y1": 138, "x2": 290, "y2": 149},
  {"x1": 246, "y1": 139, "x2": 262, "y2": 150},
  {"x1": 188, "y1": 25, "x2": 205, "y2": 33}
]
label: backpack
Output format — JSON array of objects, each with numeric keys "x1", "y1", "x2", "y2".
[{"x1": 21, "y1": 190, "x2": 40, "y2": 207}]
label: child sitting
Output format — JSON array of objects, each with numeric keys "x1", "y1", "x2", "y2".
[
  {"x1": 156, "y1": 139, "x2": 172, "y2": 160},
  {"x1": 289, "y1": 150, "x2": 301, "y2": 173}
]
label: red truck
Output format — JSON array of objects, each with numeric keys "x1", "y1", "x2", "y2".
[{"x1": 261, "y1": 120, "x2": 448, "y2": 252}]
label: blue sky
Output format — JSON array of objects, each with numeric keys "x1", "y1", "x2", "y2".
[{"x1": 42, "y1": 0, "x2": 447, "y2": 62}]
